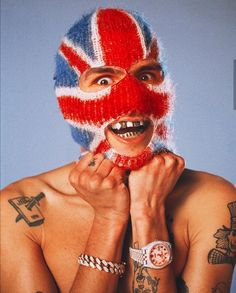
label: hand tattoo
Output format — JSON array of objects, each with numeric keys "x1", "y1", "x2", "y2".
[
  {"x1": 8, "y1": 193, "x2": 45, "y2": 227},
  {"x1": 208, "y1": 201, "x2": 236, "y2": 266},
  {"x1": 133, "y1": 261, "x2": 160, "y2": 293},
  {"x1": 88, "y1": 158, "x2": 97, "y2": 167}
]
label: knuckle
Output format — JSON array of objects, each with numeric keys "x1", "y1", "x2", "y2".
[
  {"x1": 112, "y1": 166, "x2": 123, "y2": 175},
  {"x1": 104, "y1": 177, "x2": 116, "y2": 189},
  {"x1": 154, "y1": 155, "x2": 165, "y2": 165},
  {"x1": 79, "y1": 170, "x2": 89, "y2": 187},
  {"x1": 68, "y1": 169, "x2": 78, "y2": 187},
  {"x1": 177, "y1": 157, "x2": 185, "y2": 169},
  {"x1": 164, "y1": 154, "x2": 177, "y2": 168},
  {"x1": 89, "y1": 173, "x2": 102, "y2": 190}
]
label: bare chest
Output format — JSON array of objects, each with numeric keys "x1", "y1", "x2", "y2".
[{"x1": 40, "y1": 201, "x2": 188, "y2": 293}]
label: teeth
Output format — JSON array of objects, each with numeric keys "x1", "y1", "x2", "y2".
[
  {"x1": 126, "y1": 121, "x2": 133, "y2": 127},
  {"x1": 113, "y1": 122, "x2": 122, "y2": 130},
  {"x1": 121, "y1": 121, "x2": 127, "y2": 129},
  {"x1": 111, "y1": 120, "x2": 146, "y2": 130},
  {"x1": 118, "y1": 131, "x2": 140, "y2": 138}
]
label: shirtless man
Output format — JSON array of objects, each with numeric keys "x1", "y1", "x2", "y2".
[{"x1": 1, "y1": 7, "x2": 236, "y2": 293}]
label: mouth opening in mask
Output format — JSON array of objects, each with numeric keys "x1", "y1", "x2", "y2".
[
  {"x1": 108, "y1": 119, "x2": 150, "y2": 139},
  {"x1": 105, "y1": 116, "x2": 154, "y2": 158}
]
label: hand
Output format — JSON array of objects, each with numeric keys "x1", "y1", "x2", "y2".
[
  {"x1": 69, "y1": 153, "x2": 130, "y2": 222},
  {"x1": 129, "y1": 152, "x2": 185, "y2": 216}
]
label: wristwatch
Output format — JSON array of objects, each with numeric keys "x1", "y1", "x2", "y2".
[{"x1": 129, "y1": 240, "x2": 173, "y2": 269}]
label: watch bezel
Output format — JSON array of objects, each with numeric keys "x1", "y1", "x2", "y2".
[{"x1": 143, "y1": 240, "x2": 172, "y2": 269}]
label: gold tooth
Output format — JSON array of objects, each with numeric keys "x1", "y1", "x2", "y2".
[{"x1": 121, "y1": 122, "x2": 127, "y2": 129}]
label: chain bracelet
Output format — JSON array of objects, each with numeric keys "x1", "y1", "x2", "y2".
[{"x1": 78, "y1": 253, "x2": 126, "y2": 277}]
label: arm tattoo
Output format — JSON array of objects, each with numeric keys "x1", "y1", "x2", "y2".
[
  {"x1": 208, "y1": 201, "x2": 236, "y2": 266},
  {"x1": 211, "y1": 281, "x2": 229, "y2": 292},
  {"x1": 8, "y1": 193, "x2": 45, "y2": 227},
  {"x1": 176, "y1": 277, "x2": 189, "y2": 293},
  {"x1": 133, "y1": 260, "x2": 160, "y2": 293}
]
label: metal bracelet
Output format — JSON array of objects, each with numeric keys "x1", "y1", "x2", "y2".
[{"x1": 78, "y1": 253, "x2": 126, "y2": 277}]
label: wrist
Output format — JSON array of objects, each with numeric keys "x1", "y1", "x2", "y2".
[
  {"x1": 130, "y1": 202, "x2": 166, "y2": 220},
  {"x1": 131, "y1": 205, "x2": 169, "y2": 246},
  {"x1": 94, "y1": 211, "x2": 129, "y2": 225}
]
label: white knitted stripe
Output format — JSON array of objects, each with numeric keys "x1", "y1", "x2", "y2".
[
  {"x1": 91, "y1": 10, "x2": 105, "y2": 67},
  {"x1": 55, "y1": 85, "x2": 111, "y2": 101},
  {"x1": 63, "y1": 37, "x2": 95, "y2": 67},
  {"x1": 90, "y1": 127, "x2": 106, "y2": 150},
  {"x1": 146, "y1": 75, "x2": 174, "y2": 95},
  {"x1": 124, "y1": 12, "x2": 147, "y2": 59},
  {"x1": 148, "y1": 75, "x2": 175, "y2": 115}
]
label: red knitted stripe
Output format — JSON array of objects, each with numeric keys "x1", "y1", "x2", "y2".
[
  {"x1": 155, "y1": 124, "x2": 168, "y2": 140},
  {"x1": 97, "y1": 9, "x2": 144, "y2": 69},
  {"x1": 60, "y1": 43, "x2": 90, "y2": 74},
  {"x1": 147, "y1": 39, "x2": 159, "y2": 60},
  {"x1": 94, "y1": 140, "x2": 110, "y2": 154},
  {"x1": 57, "y1": 75, "x2": 170, "y2": 125},
  {"x1": 115, "y1": 148, "x2": 153, "y2": 170}
]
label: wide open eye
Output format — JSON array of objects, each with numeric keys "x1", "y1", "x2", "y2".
[
  {"x1": 138, "y1": 73, "x2": 154, "y2": 82},
  {"x1": 132, "y1": 62, "x2": 165, "y2": 85},
  {"x1": 96, "y1": 77, "x2": 113, "y2": 86}
]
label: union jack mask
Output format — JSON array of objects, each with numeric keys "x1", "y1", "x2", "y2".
[{"x1": 55, "y1": 8, "x2": 175, "y2": 170}]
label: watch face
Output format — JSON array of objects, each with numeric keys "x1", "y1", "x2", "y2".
[{"x1": 149, "y1": 243, "x2": 171, "y2": 267}]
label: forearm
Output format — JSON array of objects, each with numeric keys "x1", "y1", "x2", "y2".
[
  {"x1": 131, "y1": 205, "x2": 177, "y2": 293},
  {"x1": 70, "y1": 215, "x2": 128, "y2": 293}
]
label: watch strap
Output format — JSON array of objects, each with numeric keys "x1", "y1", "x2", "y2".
[
  {"x1": 129, "y1": 247, "x2": 145, "y2": 264},
  {"x1": 129, "y1": 240, "x2": 172, "y2": 269}
]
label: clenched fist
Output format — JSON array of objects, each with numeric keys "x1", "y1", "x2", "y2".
[
  {"x1": 129, "y1": 152, "x2": 185, "y2": 216},
  {"x1": 69, "y1": 152, "x2": 130, "y2": 222}
]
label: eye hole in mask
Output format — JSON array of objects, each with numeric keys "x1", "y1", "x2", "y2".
[{"x1": 79, "y1": 60, "x2": 165, "y2": 92}]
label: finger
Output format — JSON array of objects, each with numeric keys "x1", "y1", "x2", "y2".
[
  {"x1": 76, "y1": 153, "x2": 104, "y2": 173},
  {"x1": 174, "y1": 154, "x2": 185, "y2": 172},
  {"x1": 102, "y1": 166, "x2": 126, "y2": 189},
  {"x1": 109, "y1": 166, "x2": 125, "y2": 183},
  {"x1": 86, "y1": 153, "x2": 105, "y2": 172},
  {"x1": 162, "y1": 152, "x2": 185, "y2": 171},
  {"x1": 75, "y1": 152, "x2": 93, "y2": 170},
  {"x1": 96, "y1": 158, "x2": 115, "y2": 179},
  {"x1": 69, "y1": 153, "x2": 100, "y2": 190},
  {"x1": 159, "y1": 153, "x2": 178, "y2": 169}
]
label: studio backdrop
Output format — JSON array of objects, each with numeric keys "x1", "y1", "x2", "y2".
[{"x1": 1, "y1": 0, "x2": 236, "y2": 290}]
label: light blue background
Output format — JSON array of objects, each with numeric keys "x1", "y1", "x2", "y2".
[{"x1": 1, "y1": 0, "x2": 236, "y2": 290}]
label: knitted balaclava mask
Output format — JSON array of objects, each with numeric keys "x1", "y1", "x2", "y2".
[{"x1": 55, "y1": 8, "x2": 175, "y2": 170}]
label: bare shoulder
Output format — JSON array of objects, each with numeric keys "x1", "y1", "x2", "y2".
[
  {"x1": 0, "y1": 170, "x2": 67, "y2": 292},
  {"x1": 174, "y1": 169, "x2": 236, "y2": 246},
  {"x1": 1, "y1": 175, "x2": 48, "y2": 247},
  {"x1": 178, "y1": 169, "x2": 236, "y2": 206},
  {"x1": 1, "y1": 162, "x2": 75, "y2": 235}
]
